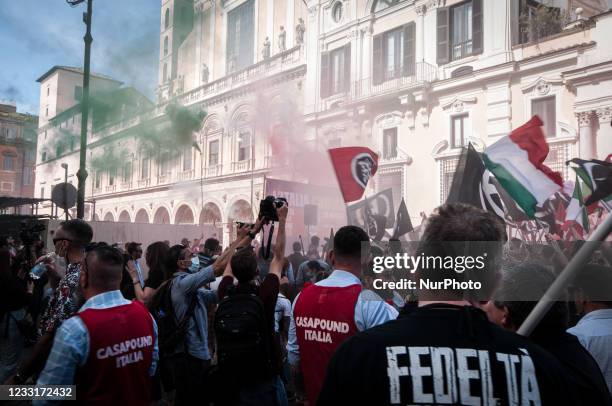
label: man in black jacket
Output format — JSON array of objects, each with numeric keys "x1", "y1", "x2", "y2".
[
  {"x1": 484, "y1": 263, "x2": 611, "y2": 405},
  {"x1": 318, "y1": 203, "x2": 581, "y2": 405}
]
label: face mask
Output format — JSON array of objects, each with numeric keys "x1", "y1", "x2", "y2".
[{"x1": 188, "y1": 257, "x2": 200, "y2": 273}]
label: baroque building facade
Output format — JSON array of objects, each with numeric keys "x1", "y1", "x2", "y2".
[{"x1": 35, "y1": 0, "x2": 612, "y2": 244}]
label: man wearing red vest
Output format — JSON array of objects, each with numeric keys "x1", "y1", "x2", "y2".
[
  {"x1": 288, "y1": 225, "x2": 398, "y2": 404},
  {"x1": 37, "y1": 243, "x2": 158, "y2": 405}
]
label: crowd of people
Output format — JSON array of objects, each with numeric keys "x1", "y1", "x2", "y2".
[{"x1": 0, "y1": 201, "x2": 610, "y2": 405}]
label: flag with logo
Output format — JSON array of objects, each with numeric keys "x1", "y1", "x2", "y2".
[
  {"x1": 483, "y1": 116, "x2": 563, "y2": 217},
  {"x1": 329, "y1": 147, "x2": 379, "y2": 203},
  {"x1": 445, "y1": 143, "x2": 528, "y2": 222},
  {"x1": 347, "y1": 189, "x2": 394, "y2": 241},
  {"x1": 567, "y1": 158, "x2": 612, "y2": 206}
]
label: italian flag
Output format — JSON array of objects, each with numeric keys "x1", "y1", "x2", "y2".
[
  {"x1": 483, "y1": 116, "x2": 563, "y2": 217},
  {"x1": 565, "y1": 180, "x2": 590, "y2": 233}
]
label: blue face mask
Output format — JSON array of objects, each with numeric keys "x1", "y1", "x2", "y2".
[{"x1": 188, "y1": 256, "x2": 200, "y2": 273}]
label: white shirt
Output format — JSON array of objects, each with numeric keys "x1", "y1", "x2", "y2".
[
  {"x1": 567, "y1": 308, "x2": 612, "y2": 394},
  {"x1": 274, "y1": 293, "x2": 292, "y2": 333}
]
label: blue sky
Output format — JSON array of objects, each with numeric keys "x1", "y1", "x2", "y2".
[{"x1": 0, "y1": 0, "x2": 161, "y2": 115}]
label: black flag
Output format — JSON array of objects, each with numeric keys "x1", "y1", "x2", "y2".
[
  {"x1": 446, "y1": 143, "x2": 528, "y2": 222},
  {"x1": 391, "y1": 198, "x2": 413, "y2": 239},
  {"x1": 567, "y1": 158, "x2": 612, "y2": 205}
]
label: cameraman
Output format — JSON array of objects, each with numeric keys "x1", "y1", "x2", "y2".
[{"x1": 0, "y1": 237, "x2": 34, "y2": 383}]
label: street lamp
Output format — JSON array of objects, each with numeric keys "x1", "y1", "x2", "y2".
[
  {"x1": 66, "y1": 0, "x2": 93, "y2": 219},
  {"x1": 61, "y1": 163, "x2": 69, "y2": 220}
]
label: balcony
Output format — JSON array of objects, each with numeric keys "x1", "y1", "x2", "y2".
[
  {"x1": 205, "y1": 164, "x2": 222, "y2": 178},
  {"x1": 137, "y1": 178, "x2": 151, "y2": 188},
  {"x1": 156, "y1": 173, "x2": 171, "y2": 184},
  {"x1": 349, "y1": 62, "x2": 438, "y2": 101},
  {"x1": 232, "y1": 160, "x2": 252, "y2": 173},
  {"x1": 120, "y1": 181, "x2": 132, "y2": 191},
  {"x1": 177, "y1": 169, "x2": 195, "y2": 181},
  {"x1": 176, "y1": 46, "x2": 304, "y2": 106},
  {"x1": 105, "y1": 184, "x2": 116, "y2": 193}
]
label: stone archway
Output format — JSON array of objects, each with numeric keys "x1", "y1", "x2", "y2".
[
  {"x1": 135, "y1": 209, "x2": 150, "y2": 224},
  {"x1": 175, "y1": 204, "x2": 195, "y2": 224},
  {"x1": 103, "y1": 212, "x2": 115, "y2": 222},
  {"x1": 93, "y1": 213, "x2": 100, "y2": 221},
  {"x1": 118, "y1": 210, "x2": 131, "y2": 222},
  {"x1": 153, "y1": 207, "x2": 171, "y2": 224},
  {"x1": 228, "y1": 199, "x2": 253, "y2": 223},
  {"x1": 199, "y1": 202, "x2": 222, "y2": 225}
]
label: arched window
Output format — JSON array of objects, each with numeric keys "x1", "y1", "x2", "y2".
[
  {"x1": 372, "y1": 0, "x2": 404, "y2": 13},
  {"x1": 164, "y1": 8, "x2": 170, "y2": 29},
  {"x1": 162, "y1": 63, "x2": 168, "y2": 82},
  {"x1": 163, "y1": 36, "x2": 169, "y2": 56}
]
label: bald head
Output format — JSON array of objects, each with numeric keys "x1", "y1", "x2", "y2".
[{"x1": 82, "y1": 244, "x2": 124, "y2": 296}]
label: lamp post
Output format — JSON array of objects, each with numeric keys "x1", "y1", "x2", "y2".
[
  {"x1": 61, "y1": 163, "x2": 68, "y2": 220},
  {"x1": 67, "y1": 0, "x2": 93, "y2": 219}
]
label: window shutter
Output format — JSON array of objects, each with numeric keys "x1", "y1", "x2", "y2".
[
  {"x1": 320, "y1": 52, "x2": 330, "y2": 98},
  {"x1": 373, "y1": 33, "x2": 383, "y2": 85},
  {"x1": 403, "y1": 22, "x2": 416, "y2": 76},
  {"x1": 344, "y1": 44, "x2": 351, "y2": 92},
  {"x1": 436, "y1": 8, "x2": 450, "y2": 65},
  {"x1": 472, "y1": 0, "x2": 483, "y2": 55}
]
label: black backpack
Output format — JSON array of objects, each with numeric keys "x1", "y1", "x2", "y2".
[
  {"x1": 148, "y1": 279, "x2": 199, "y2": 357},
  {"x1": 214, "y1": 286, "x2": 272, "y2": 381}
]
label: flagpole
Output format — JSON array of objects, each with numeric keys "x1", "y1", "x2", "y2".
[{"x1": 517, "y1": 212, "x2": 612, "y2": 336}]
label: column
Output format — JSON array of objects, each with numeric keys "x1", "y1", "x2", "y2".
[
  {"x1": 209, "y1": 3, "x2": 216, "y2": 80},
  {"x1": 287, "y1": 0, "x2": 295, "y2": 47},
  {"x1": 577, "y1": 111, "x2": 596, "y2": 159},
  {"x1": 267, "y1": 0, "x2": 274, "y2": 41},
  {"x1": 195, "y1": 3, "x2": 203, "y2": 86},
  {"x1": 415, "y1": 5, "x2": 426, "y2": 63}
]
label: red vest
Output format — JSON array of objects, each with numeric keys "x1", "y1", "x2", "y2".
[
  {"x1": 76, "y1": 300, "x2": 154, "y2": 405},
  {"x1": 294, "y1": 283, "x2": 361, "y2": 404}
]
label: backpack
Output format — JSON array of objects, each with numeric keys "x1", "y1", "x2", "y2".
[
  {"x1": 148, "y1": 279, "x2": 199, "y2": 357},
  {"x1": 214, "y1": 286, "x2": 272, "y2": 382}
]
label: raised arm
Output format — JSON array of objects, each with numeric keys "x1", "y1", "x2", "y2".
[
  {"x1": 212, "y1": 221, "x2": 263, "y2": 276},
  {"x1": 269, "y1": 203, "x2": 288, "y2": 279}
]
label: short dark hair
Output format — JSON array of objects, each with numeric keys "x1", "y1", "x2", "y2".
[
  {"x1": 493, "y1": 263, "x2": 568, "y2": 330},
  {"x1": 417, "y1": 203, "x2": 507, "y2": 300},
  {"x1": 292, "y1": 241, "x2": 302, "y2": 252},
  {"x1": 126, "y1": 242, "x2": 142, "y2": 255},
  {"x1": 306, "y1": 260, "x2": 324, "y2": 273},
  {"x1": 84, "y1": 243, "x2": 124, "y2": 290},
  {"x1": 204, "y1": 238, "x2": 220, "y2": 253},
  {"x1": 60, "y1": 219, "x2": 93, "y2": 247},
  {"x1": 333, "y1": 226, "x2": 370, "y2": 262},
  {"x1": 572, "y1": 264, "x2": 612, "y2": 307},
  {"x1": 231, "y1": 248, "x2": 258, "y2": 283}
]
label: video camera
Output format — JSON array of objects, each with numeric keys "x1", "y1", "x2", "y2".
[
  {"x1": 259, "y1": 195, "x2": 288, "y2": 222},
  {"x1": 257, "y1": 196, "x2": 288, "y2": 260}
]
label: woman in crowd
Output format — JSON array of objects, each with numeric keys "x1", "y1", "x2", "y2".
[
  {"x1": 119, "y1": 253, "x2": 137, "y2": 300},
  {"x1": 135, "y1": 241, "x2": 169, "y2": 303}
]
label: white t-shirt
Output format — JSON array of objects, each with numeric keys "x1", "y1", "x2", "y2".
[{"x1": 274, "y1": 293, "x2": 292, "y2": 333}]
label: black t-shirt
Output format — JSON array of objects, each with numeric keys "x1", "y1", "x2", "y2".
[
  {"x1": 145, "y1": 267, "x2": 165, "y2": 290},
  {"x1": 318, "y1": 304, "x2": 580, "y2": 406}
]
